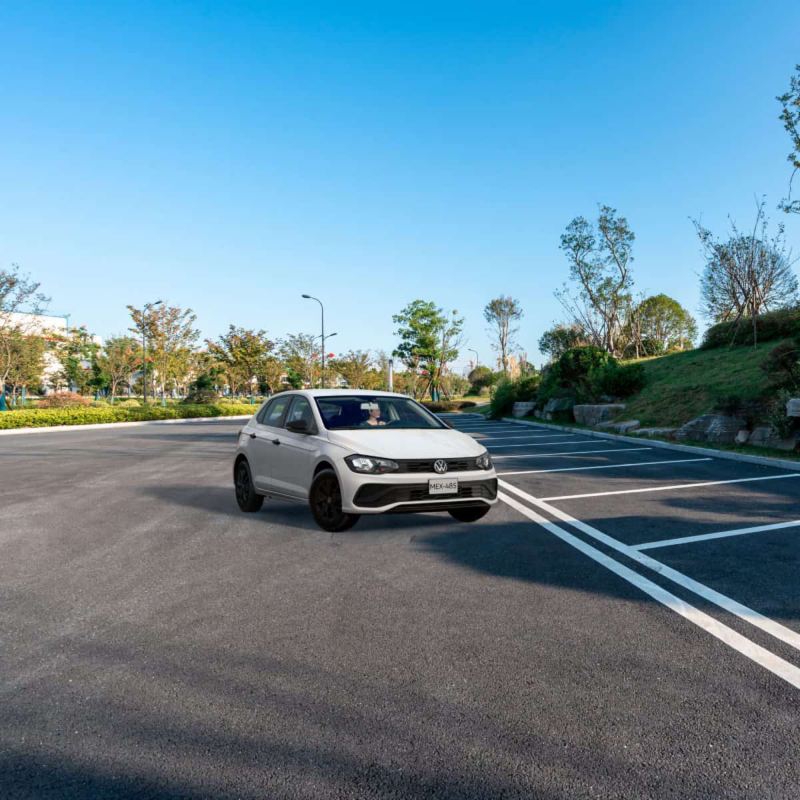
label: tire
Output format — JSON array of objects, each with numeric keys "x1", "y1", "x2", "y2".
[
  {"x1": 448, "y1": 505, "x2": 491, "y2": 523},
  {"x1": 309, "y1": 470, "x2": 360, "y2": 532},
  {"x1": 234, "y1": 459, "x2": 264, "y2": 512}
]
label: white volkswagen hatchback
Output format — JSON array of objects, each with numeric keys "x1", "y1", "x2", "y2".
[{"x1": 233, "y1": 390, "x2": 497, "y2": 531}]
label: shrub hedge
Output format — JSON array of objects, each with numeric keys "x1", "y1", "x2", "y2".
[
  {"x1": 0, "y1": 403, "x2": 255, "y2": 430},
  {"x1": 701, "y1": 307, "x2": 800, "y2": 349},
  {"x1": 421, "y1": 400, "x2": 478, "y2": 413}
]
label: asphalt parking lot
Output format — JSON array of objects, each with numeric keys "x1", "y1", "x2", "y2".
[{"x1": 2, "y1": 415, "x2": 800, "y2": 799}]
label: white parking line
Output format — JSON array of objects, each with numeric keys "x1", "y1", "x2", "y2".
[
  {"x1": 499, "y1": 480, "x2": 800, "y2": 659},
  {"x1": 491, "y1": 447, "x2": 653, "y2": 460},
  {"x1": 499, "y1": 490, "x2": 800, "y2": 691},
  {"x1": 488, "y1": 439, "x2": 601, "y2": 449},
  {"x1": 470, "y1": 434, "x2": 577, "y2": 441},
  {"x1": 540, "y1": 473, "x2": 800, "y2": 501},
  {"x1": 633, "y1": 520, "x2": 800, "y2": 551},
  {"x1": 498, "y1": 457, "x2": 712, "y2": 476}
]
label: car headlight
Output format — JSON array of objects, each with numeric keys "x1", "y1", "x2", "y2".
[
  {"x1": 476, "y1": 452, "x2": 492, "y2": 470},
  {"x1": 345, "y1": 455, "x2": 400, "y2": 474}
]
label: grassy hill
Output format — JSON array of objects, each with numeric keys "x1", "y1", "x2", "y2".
[{"x1": 622, "y1": 342, "x2": 776, "y2": 427}]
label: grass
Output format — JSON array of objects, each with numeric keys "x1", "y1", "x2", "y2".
[{"x1": 620, "y1": 342, "x2": 777, "y2": 427}]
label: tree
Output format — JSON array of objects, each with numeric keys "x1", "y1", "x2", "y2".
[
  {"x1": 538, "y1": 323, "x2": 588, "y2": 362},
  {"x1": 279, "y1": 333, "x2": 319, "y2": 388},
  {"x1": 54, "y1": 326, "x2": 101, "y2": 394},
  {"x1": 128, "y1": 304, "x2": 200, "y2": 399},
  {"x1": 331, "y1": 350, "x2": 379, "y2": 389},
  {"x1": 4, "y1": 332, "x2": 45, "y2": 403},
  {"x1": 467, "y1": 365, "x2": 495, "y2": 394},
  {"x1": 558, "y1": 205, "x2": 635, "y2": 356},
  {"x1": 632, "y1": 294, "x2": 697, "y2": 355},
  {"x1": 696, "y1": 204, "x2": 799, "y2": 344},
  {"x1": 0, "y1": 265, "x2": 49, "y2": 402},
  {"x1": 392, "y1": 300, "x2": 464, "y2": 400},
  {"x1": 483, "y1": 296, "x2": 523, "y2": 375},
  {"x1": 778, "y1": 64, "x2": 800, "y2": 215},
  {"x1": 207, "y1": 326, "x2": 276, "y2": 395},
  {"x1": 95, "y1": 336, "x2": 140, "y2": 400}
]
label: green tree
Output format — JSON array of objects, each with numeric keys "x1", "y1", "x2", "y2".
[
  {"x1": 55, "y1": 326, "x2": 101, "y2": 395},
  {"x1": 207, "y1": 326, "x2": 276, "y2": 395},
  {"x1": 778, "y1": 64, "x2": 800, "y2": 215},
  {"x1": 467, "y1": 365, "x2": 495, "y2": 394},
  {"x1": 0, "y1": 265, "x2": 49, "y2": 403},
  {"x1": 279, "y1": 333, "x2": 319, "y2": 388},
  {"x1": 128, "y1": 304, "x2": 200, "y2": 399},
  {"x1": 392, "y1": 300, "x2": 464, "y2": 400},
  {"x1": 483, "y1": 296, "x2": 523, "y2": 375},
  {"x1": 538, "y1": 323, "x2": 588, "y2": 362},
  {"x1": 331, "y1": 350, "x2": 378, "y2": 389},
  {"x1": 95, "y1": 335, "x2": 140, "y2": 400},
  {"x1": 558, "y1": 205, "x2": 635, "y2": 356},
  {"x1": 5, "y1": 332, "x2": 46, "y2": 403},
  {"x1": 632, "y1": 294, "x2": 697, "y2": 355}
]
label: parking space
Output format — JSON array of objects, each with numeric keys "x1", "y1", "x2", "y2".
[{"x1": 445, "y1": 413, "x2": 800, "y2": 693}]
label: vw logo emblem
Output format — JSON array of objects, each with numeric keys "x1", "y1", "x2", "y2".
[{"x1": 433, "y1": 459, "x2": 448, "y2": 474}]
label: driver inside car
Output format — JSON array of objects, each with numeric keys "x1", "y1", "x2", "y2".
[{"x1": 362, "y1": 402, "x2": 386, "y2": 427}]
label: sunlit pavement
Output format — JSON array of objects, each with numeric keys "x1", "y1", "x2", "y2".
[{"x1": 2, "y1": 416, "x2": 800, "y2": 799}]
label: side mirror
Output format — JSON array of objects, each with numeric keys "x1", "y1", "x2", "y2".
[{"x1": 287, "y1": 418, "x2": 312, "y2": 434}]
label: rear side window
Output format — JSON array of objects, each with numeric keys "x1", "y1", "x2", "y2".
[{"x1": 257, "y1": 395, "x2": 292, "y2": 426}]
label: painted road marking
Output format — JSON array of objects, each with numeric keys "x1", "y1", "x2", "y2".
[
  {"x1": 487, "y1": 439, "x2": 602, "y2": 449},
  {"x1": 499, "y1": 490, "x2": 800, "y2": 692},
  {"x1": 470, "y1": 434, "x2": 577, "y2": 441},
  {"x1": 500, "y1": 480, "x2": 800, "y2": 657},
  {"x1": 498, "y1": 457, "x2": 712, "y2": 476},
  {"x1": 491, "y1": 447, "x2": 653, "y2": 460},
  {"x1": 540, "y1": 473, "x2": 800, "y2": 501},
  {"x1": 633, "y1": 520, "x2": 800, "y2": 551}
]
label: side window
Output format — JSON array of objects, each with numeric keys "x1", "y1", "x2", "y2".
[
  {"x1": 258, "y1": 395, "x2": 291, "y2": 427},
  {"x1": 284, "y1": 396, "x2": 316, "y2": 431}
]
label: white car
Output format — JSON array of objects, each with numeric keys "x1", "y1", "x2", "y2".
[{"x1": 233, "y1": 389, "x2": 497, "y2": 531}]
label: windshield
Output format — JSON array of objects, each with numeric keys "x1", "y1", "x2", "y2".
[{"x1": 315, "y1": 396, "x2": 446, "y2": 431}]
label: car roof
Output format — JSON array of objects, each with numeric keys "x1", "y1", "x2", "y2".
[{"x1": 294, "y1": 389, "x2": 409, "y2": 398}]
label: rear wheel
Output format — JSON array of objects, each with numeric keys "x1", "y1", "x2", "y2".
[
  {"x1": 235, "y1": 459, "x2": 264, "y2": 512},
  {"x1": 309, "y1": 470, "x2": 360, "y2": 532},
  {"x1": 448, "y1": 505, "x2": 491, "y2": 523}
]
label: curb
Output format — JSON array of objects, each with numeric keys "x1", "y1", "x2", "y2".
[
  {"x1": 0, "y1": 415, "x2": 253, "y2": 437},
  {"x1": 501, "y1": 417, "x2": 800, "y2": 473}
]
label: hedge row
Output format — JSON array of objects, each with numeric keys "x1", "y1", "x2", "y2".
[
  {"x1": 421, "y1": 400, "x2": 478, "y2": 412},
  {"x1": 702, "y1": 307, "x2": 800, "y2": 349},
  {"x1": 0, "y1": 403, "x2": 255, "y2": 430}
]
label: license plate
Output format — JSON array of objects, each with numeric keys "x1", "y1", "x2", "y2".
[{"x1": 428, "y1": 477, "x2": 459, "y2": 495}]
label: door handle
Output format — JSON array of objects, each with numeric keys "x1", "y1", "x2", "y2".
[
  {"x1": 271, "y1": 438, "x2": 281, "y2": 445},
  {"x1": 249, "y1": 432, "x2": 256, "y2": 439}
]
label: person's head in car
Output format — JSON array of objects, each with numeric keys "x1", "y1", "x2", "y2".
[{"x1": 363, "y1": 402, "x2": 386, "y2": 426}]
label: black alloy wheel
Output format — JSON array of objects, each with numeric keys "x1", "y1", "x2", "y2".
[
  {"x1": 448, "y1": 505, "x2": 491, "y2": 523},
  {"x1": 309, "y1": 470, "x2": 360, "y2": 532},
  {"x1": 235, "y1": 459, "x2": 264, "y2": 512}
]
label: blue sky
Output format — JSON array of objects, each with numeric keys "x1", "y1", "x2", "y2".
[{"x1": 1, "y1": 1, "x2": 798, "y2": 370}]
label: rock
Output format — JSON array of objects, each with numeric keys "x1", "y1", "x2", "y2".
[
  {"x1": 596, "y1": 419, "x2": 640, "y2": 434},
  {"x1": 787, "y1": 398, "x2": 800, "y2": 418},
  {"x1": 747, "y1": 425, "x2": 799, "y2": 451},
  {"x1": 633, "y1": 427, "x2": 677, "y2": 439},
  {"x1": 511, "y1": 401, "x2": 536, "y2": 418},
  {"x1": 572, "y1": 404, "x2": 626, "y2": 427},
  {"x1": 674, "y1": 414, "x2": 746, "y2": 444},
  {"x1": 543, "y1": 397, "x2": 574, "y2": 414},
  {"x1": 735, "y1": 429, "x2": 749, "y2": 444}
]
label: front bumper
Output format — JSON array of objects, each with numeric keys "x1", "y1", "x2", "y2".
[{"x1": 344, "y1": 472, "x2": 498, "y2": 514}]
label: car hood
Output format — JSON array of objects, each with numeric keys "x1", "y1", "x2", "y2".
[{"x1": 325, "y1": 428, "x2": 485, "y2": 459}]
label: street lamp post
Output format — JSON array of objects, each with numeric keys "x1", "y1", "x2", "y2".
[
  {"x1": 302, "y1": 294, "x2": 327, "y2": 388},
  {"x1": 141, "y1": 300, "x2": 162, "y2": 404},
  {"x1": 468, "y1": 348, "x2": 480, "y2": 368}
]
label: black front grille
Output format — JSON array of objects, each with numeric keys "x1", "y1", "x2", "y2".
[
  {"x1": 398, "y1": 458, "x2": 478, "y2": 473},
  {"x1": 353, "y1": 479, "x2": 498, "y2": 508}
]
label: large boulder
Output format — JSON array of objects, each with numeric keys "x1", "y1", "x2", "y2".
[
  {"x1": 596, "y1": 419, "x2": 640, "y2": 434},
  {"x1": 542, "y1": 397, "x2": 574, "y2": 421},
  {"x1": 674, "y1": 414, "x2": 747, "y2": 444},
  {"x1": 747, "y1": 425, "x2": 799, "y2": 452},
  {"x1": 511, "y1": 401, "x2": 536, "y2": 418},
  {"x1": 787, "y1": 398, "x2": 800, "y2": 418},
  {"x1": 573, "y1": 404, "x2": 626, "y2": 427},
  {"x1": 633, "y1": 427, "x2": 677, "y2": 439}
]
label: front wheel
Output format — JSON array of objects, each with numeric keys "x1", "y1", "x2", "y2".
[
  {"x1": 235, "y1": 459, "x2": 264, "y2": 512},
  {"x1": 309, "y1": 470, "x2": 360, "y2": 532},
  {"x1": 448, "y1": 505, "x2": 491, "y2": 523}
]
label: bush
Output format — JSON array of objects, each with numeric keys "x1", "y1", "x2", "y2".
[
  {"x1": 38, "y1": 392, "x2": 92, "y2": 408},
  {"x1": 766, "y1": 389, "x2": 798, "y2": 439},
  {"x1": 760, "y1": 339, "x2": 800, "y2": 390},
  {"x1": 0, "y1": 403, "x2": 255, "y2": 430},
  {"x1": 593, "y1": 362, "x2": 647, "y2": 398},
  {"x1": 538, "y1": 346, "x2": 614, "y2": 404},
  {"x1": 489, "y1": 378, "x2": 518, "y2": 418},
  {"x1": 116, "y1": 398, "x2": 142, "y2": 407},
  {"x1": 421, "y1": 400, "x2": 478, "y2": 413},
  {"x1": 515, "y1": 375, "x2": 541, "y2": 401},
  {"x1": 701, "y1": 307, "x2": 800, "y2": 349}
]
